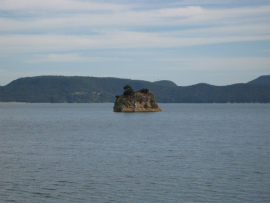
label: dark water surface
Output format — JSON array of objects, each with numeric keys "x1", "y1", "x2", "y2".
[{"x1": 0, "y1": 103, "x2": 269, "y2": 202}]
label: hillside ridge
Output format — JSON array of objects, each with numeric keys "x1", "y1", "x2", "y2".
[
  {"x1": 0, "y1": 75, "x2": 270, "y2": 103},
  {"x1": 247, "y1": 75, "x2": 270, "y2": 85}
]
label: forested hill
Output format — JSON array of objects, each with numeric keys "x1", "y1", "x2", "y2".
[
  {"x1": 247, "y1": 75, "x2": 270, "y2": 85},
  {"x1": 0, "y1": 75, "x2": 270, "y2": 103}
]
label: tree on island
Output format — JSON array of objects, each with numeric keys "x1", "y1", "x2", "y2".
[
  {"x1": 123, "y1": 85, "x2": 134, "y2": 96},
  {"x1": 140, "y1": 88, "x2": 149, "y2": 94}
]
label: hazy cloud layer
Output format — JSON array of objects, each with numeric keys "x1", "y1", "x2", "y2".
[{"x1": 0, "y1": 0, "x2": 269, "y2": 85}]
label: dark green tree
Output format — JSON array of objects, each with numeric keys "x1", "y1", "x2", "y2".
[
  {"x1": 123, "y1": 85, "x2": 134, "y2": 96},
  {"x1": 140, "y1": 88, "x2": 149, "y2": 94}
]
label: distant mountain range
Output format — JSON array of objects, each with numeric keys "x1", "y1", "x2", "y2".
[{"x1": 0, "y1": 75, "x2": 269, "y2": 103}]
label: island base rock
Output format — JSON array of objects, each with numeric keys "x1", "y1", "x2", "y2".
[{"x1": 113, "y1": 91, "x2": 161, "y2": 112}]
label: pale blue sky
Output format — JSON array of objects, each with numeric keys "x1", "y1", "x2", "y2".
[{"x1": 0, "y1": 0, "x2": 270, "y2": 86}]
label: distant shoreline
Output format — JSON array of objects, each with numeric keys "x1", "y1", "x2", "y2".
[
  {"x1": 0, "y1": 102, "x2": 269, "y2": 104},
  {"x1": 0, "y1": 102, "x2": 27, "y2": 103},
  {"x1": 0, "y1": 75, "x2": 269, "y2": 103}
]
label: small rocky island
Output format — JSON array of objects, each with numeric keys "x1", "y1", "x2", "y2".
[{"x1": 113, "y1": 85, "x2": 162, "y2": 112}]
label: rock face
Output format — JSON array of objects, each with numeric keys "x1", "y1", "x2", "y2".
[{"x1": 113, "y1": 91, "x2": 161, "y2": 112}]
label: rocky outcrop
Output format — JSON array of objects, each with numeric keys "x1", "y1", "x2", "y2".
[{"x1": 113, "y1": 91, "x2": 161, "y2": 112}]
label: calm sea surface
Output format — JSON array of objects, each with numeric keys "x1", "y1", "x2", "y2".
[{"x1": 0, "y1": 103, "x2": 269, "y2": 202}]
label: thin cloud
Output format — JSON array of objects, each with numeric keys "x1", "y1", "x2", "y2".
[
  {"x1": 1, "y1": 4, "x2": 270, "y2": 52},
  {"x1": 28, "y1": 53, "x2": 127, "y2": 63},
  {"x1": 0, "y1": 0, "x2": 128, "y2": 11},
  {"x1": 1, "y1": 5, "x2": 270, "y2": 31},
  {"x1": 30, "y1": 54, "x2": 99, "y2": 63},
  {"x1": 1, "y1": 4, "x2": 269, "y2": 53},
  {"x1": 1, "y1": 33, "x2": 270, "y2": 53},
  {"x1": 153, "y1": 57, "x2": 270, "y2": 71}
]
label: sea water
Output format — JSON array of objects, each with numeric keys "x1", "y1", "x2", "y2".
[{"x1": 0, "y1": 103, "x2": 269, "y2": 202}]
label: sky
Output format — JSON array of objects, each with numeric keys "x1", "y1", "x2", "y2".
[{"x1": 0, "y1": 0, "x2": 270, "y2": 86}]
